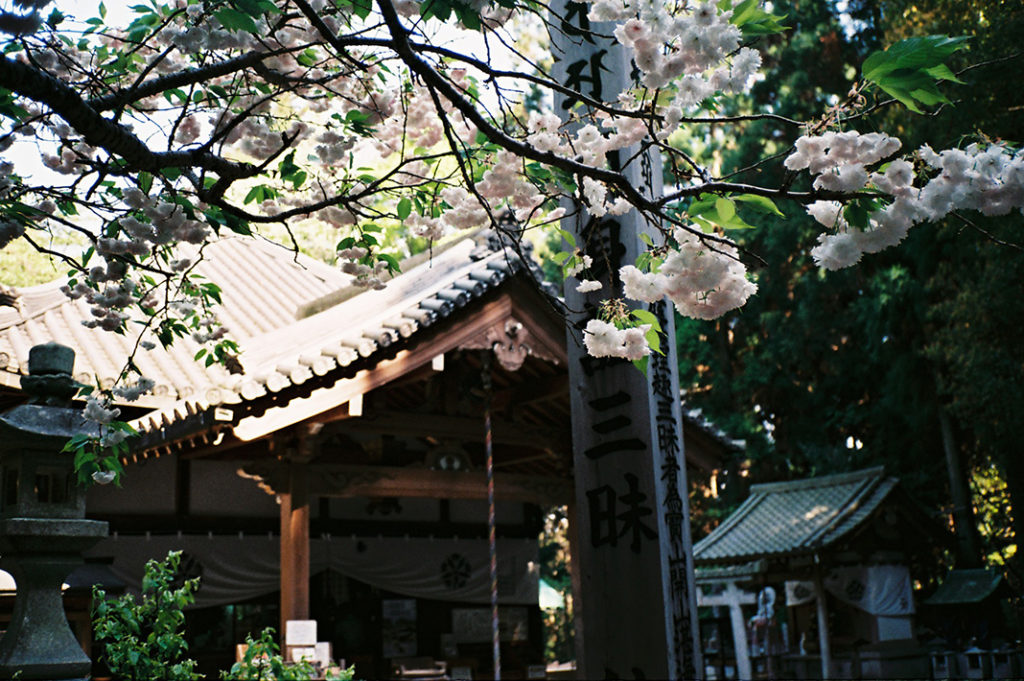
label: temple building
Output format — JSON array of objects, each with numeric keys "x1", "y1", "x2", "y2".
[{"x1": 0, "y1": 229, "x2": 736, "y2": 678}]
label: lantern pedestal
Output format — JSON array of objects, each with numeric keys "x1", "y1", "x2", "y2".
[{"x1": 0, "y1": 519, "x2": 107, "y2": 680}]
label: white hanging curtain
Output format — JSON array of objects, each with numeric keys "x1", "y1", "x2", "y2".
[{"x1": 86, "y1": 534, "x2": 539, "y2": 609}]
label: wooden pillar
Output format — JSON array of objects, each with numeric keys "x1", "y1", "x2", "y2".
[
  {"x1": 280, "y1": 464, "x2": 310, "y2": 641},
  {"x1": 724, "y1": 582, "x2": 753, "y2": 681},
  {"x1": 813, "y1": 563, "x2": 832, "y2": 680}
]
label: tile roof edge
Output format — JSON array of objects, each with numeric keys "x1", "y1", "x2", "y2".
[
  {"x1": 748, "y1": 465, "x2": 887, "y2": 495},
  {"x1": 0, "y1": 280, "x2": 71, "y2": 332}
]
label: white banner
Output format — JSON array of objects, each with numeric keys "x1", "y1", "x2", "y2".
[
  {"x1": 785, "y1": 580, "x2": 816, "y2": 607},
  {"x1": 785, "y1": 566, "x2": 915, "y2": 616},
  {"x1": 86, "y1": 534, "x2": 538, "y2": 609}
]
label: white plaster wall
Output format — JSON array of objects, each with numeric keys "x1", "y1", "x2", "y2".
[
  {"x1": 189, "y1": 460, "x2": 279, "y2": 517},
  {"x1": 86, "y1": 453, "x2": 176, "y2": 514}
]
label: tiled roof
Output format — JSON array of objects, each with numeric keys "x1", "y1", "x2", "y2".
[
  {"x1": 681, "y1": 404, "x2": 745, "y2": 454},
  {"x1": 221, "y1": 234, "x2": 532, "y2": 403},
  {"x1": 923, "y1": 568, "x2": 1006, "y2": 606},
  {"x1": 0, "y1": 230, "x2": 537, "y2": 440},
  {"x1": 0, "y1": 237, "x2": 348, "y2": 409},
  {"x1": 693, "y1": 466, "x2": 896, "y2": 566}
]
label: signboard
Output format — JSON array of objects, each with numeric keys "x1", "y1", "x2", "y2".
[
  {"x1": 381, "y1": 598, "x2": 418, "y2": 658},
  {"x1": 551, "y1": 2, "x2": 702, "y2": 677}
]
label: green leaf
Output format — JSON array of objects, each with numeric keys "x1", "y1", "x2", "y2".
[
  {"x1": 645, "y1": 325, "x2": 662, "y2": 355},
  {"x1": 213, "y1": 7, "x2": 259, "y2": 33},
  {"x1": 861, "y1": 35, "x2": 969, "y2": 113},
  {"x1": 843, "y1": 200, "x2": 870, "y2": 230},
  {"x1": 296, "y1": 48, "x2": 319, "y2": 68},
  {"x1": 396, "y1": 198, "x2": 412, "y2": 220},
  {"x1": 862, "y1": 35, "x2": 968, "y2": 82},
  {"x1": 350, "y1": 0, "x2": 372, "y2": 20},
  {"x1": 556, "y1": 228, "x2": 576, "y2": 248},
  {"x1": 377, "y1": 253, "x2": 401, "y2": 273},
  {"x1": 728, "y1": 0, "x2": 788, "y2": 37},
  {"x1": 732, "y1": 194, "x2": 784, "y2": 217},
  {"x1": 715, "y1": 198, "x2": 736, "y2": 222},
  {"x1": 631, "y1": 308, "x2": 661, "y2": 329}
]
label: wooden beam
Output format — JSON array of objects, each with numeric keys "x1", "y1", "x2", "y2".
[
  {"x1": 336, "y1": 410, "x2": 569, "y2": 453},
  {"x1": 491, "y1": 373, "x2": 569, "y2": 411},
  {"x1": 698, "y1": 583, "x2": 755, "y2": 681},
  {"x1": 233, "y1": 294, "x2": 538, "y2": 441},
  {"x1": 245, "y1": 462, "x2": 574, "y2": 505}
]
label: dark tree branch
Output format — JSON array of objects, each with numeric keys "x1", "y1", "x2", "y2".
[{"x1": 0, "y1": 53, "x2": 259, "y2": 181}]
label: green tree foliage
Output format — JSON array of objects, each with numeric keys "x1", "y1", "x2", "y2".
[
  {"x1": 538, "y1": 506, "x2": 575, "y2": 663},
  {"x1": 676, "y1": 0, "x2": 1024, "y2": 567}
]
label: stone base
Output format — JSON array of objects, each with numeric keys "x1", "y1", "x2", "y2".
[{"x1": 0, "y1": 517, "x2": 107, "y2": 681}]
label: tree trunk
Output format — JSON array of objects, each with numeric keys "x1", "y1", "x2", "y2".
[{"x1": 939, "y1": 409, "x2": 983, "y2": 568}]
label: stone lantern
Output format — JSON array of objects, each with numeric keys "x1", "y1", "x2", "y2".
[{"x1": 0, "y1": 342, "x2": 109, "y2": 680}]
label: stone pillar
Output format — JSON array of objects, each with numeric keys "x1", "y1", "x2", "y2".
[
  {"x1": 0, "y1": 342, "x2": 109, "y2": 680},
  {"x1": 551, "y1": 3, "x2": 702, "y2": 678},
  {"x1": 813, "y1": 563, "x2": 832, "y2": 680}
]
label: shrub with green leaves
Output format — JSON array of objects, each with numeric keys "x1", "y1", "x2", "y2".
[
  {"x1": 222, "y1": 628, "x2": 315, "y2": 681},
  {"x1": 92, "y1": 550, "x2": 202, "y2": 681},
  {"x1": 223, "y1": 628, "x2": 356, "y2": 681}
]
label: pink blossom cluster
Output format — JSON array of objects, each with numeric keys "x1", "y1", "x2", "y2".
[
  {"x1": 59, "y1": 190, "x2": 213, "y2": 331},
  {"x1": 189, "y1": 314, "x2": 230, "y2": 343},
  {"x1": 83, "y1": 396, "x2": 120, "y2": 425},
  {"x1": 787, "y1": 132, "x2": 1024, "y2": 269},
  {"x1": 166, "y1": 6, "x2": 257, "y2": 54},
  {"x1": 373, "y1": 83, "x2": 473, "y2": 157},
  {"x1": 785, "y1": 131, "x2": 903, "y2": 191},
  {"x1": 583, "y1": 319, "x2": 651, "y2": 360},
  {"x1": 0, "y1": 218, "x2": 23, "y2": 248},
  {"x1": 60, "y1": 256, "x2": 136, "y2": 332},
  {"x1": 42, "y1": 143, "x2": 96, "y2": 175},
  {"x1": 338, "y1": 246, "x2": 389, "y2": 289},
  {"x1": 440, "y1": 186, "x2": 489, "y2": 231},
  {"x1": 112, "y1": 376, "x2": 156, "y2": 402},
  {"x1": 588, "y1": 0, "x2": 761, "y2": 124},
  {"x1": 619, "y1": 228, "x2": 757, "y2": 320},
  {"x1": 477, "y1": 151, "x2": 546, "y2": 221}
]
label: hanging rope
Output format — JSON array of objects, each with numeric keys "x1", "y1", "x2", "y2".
[{"x1": 482, "y1": 352, "x2": 501, "y2": 680}]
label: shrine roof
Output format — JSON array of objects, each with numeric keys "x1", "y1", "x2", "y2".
[
  {"x1": 923, "y1": 568, "x2": 1006, "y2": 606},
  {"x1": 693, "y1": 466, "x2": 899, "y2": 565},
  {"x1": 0, "y1": 229, "x2": 551, "y2": 444},
  {"x1": 0, "y1": 237, "x2": 348, "y2": 409}
]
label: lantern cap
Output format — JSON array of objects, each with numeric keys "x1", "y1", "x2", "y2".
[{"x1": 21, "y1": 343, "x2": 81, "y2": 405}]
